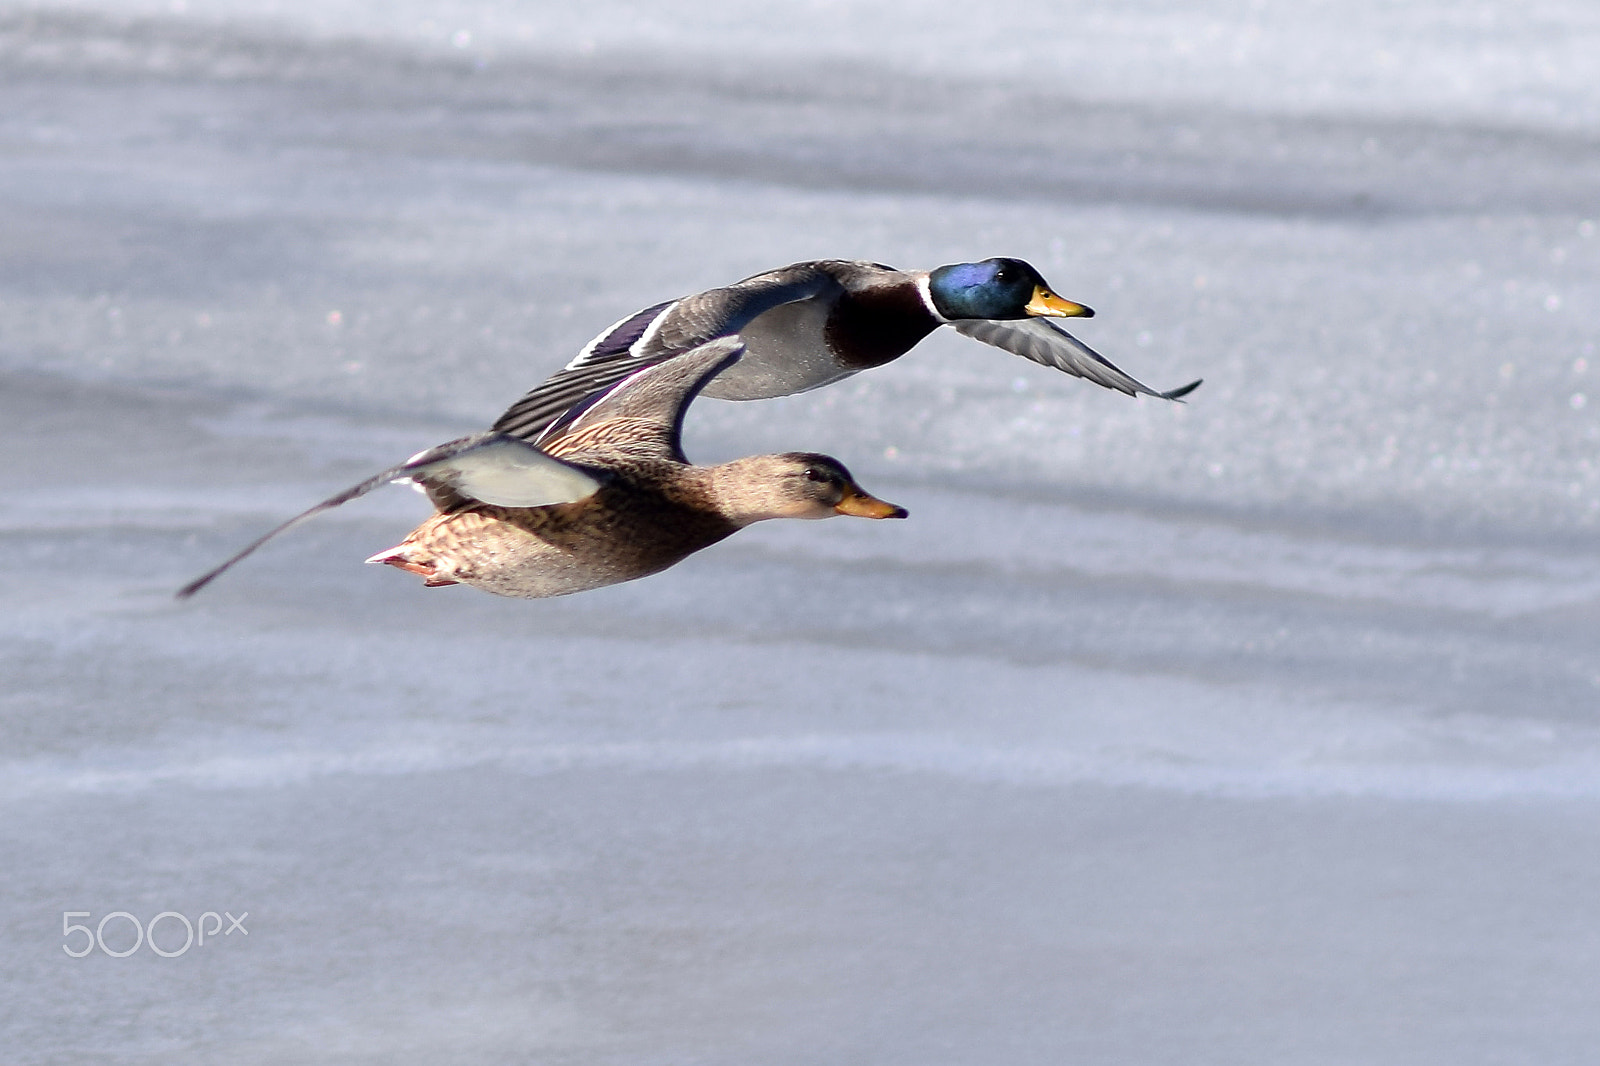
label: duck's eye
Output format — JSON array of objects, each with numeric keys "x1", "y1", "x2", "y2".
[{"x1": 803, "y1": 467, "x2": 827, "y2": 482}]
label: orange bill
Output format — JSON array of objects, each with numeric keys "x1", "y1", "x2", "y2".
[{"x1": 835, "y1": 489, "x2": 908, "y2": 520}]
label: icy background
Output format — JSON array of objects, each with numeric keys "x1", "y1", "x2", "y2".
[{"x1": 3, "y1": 2, "x2": 1600, "y2": 1063}]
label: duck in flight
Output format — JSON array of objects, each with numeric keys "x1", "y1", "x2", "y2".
[
  {"x1": 492, "y1": 257, "x2": 1201, "y2": 442},
  {"x1": 177, "y1": 339, "x2": 905, "y2": 600}
]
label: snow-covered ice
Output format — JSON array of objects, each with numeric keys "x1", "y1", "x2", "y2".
[{"x1": 3, "y1": 3, "x2": 1600, "y2": 1063}]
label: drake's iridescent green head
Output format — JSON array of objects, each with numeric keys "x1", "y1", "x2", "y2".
[{"x1": 926, "y1": 258, "x2": 1094, "y2": 321}]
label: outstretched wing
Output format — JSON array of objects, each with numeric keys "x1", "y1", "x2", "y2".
[
  {"x1": 537, "y1": 338, "x2": 746, "y2": 463},
  {"x1": 488, "y1": 300, "x2": 677, "y2": 443},
  {"x1": 491, "y1": 267, "x2": 839, "y2": 442},
  {"x1": 176, "y1": 434, "x2": 602, "y2": 599},
  {"x1": 951, "y1": 318, "x2": 1201, "y2": 400},
  {"x1": 404, "y1": 435, "x2": 603, "y2": 508}
]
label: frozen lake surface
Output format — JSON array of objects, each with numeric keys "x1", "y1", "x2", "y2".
[{"x1": 4, "y1": 3, "x2": 1600, "y2": 1063}]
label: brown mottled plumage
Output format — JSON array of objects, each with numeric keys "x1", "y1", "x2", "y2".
[
  {"x1": 177, "y1": 339, "x2": 905, "y2": 601},
  {"x1": 368, "y1": 449, "x2": 884, "y2": 599}
]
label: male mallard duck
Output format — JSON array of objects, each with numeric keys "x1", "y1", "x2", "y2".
[
  {"x1": 492, "y1": 257, "x2": 1200, "y2": 441},
  {"x1": 177, "y1": 339, "x2": 905, "y2": 600}
]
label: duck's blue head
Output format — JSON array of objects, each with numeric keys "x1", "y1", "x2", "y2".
[{"x1": 926, "y1": 258, "x2": 1094, "y2": 321}]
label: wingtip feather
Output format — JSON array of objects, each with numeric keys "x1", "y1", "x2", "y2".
[{"x1": 174, "y1": 574, "x2": 211, "y2": 600}]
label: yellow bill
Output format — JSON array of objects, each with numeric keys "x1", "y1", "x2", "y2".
[{"x1": 1024, "y1": 286, "x2": 1094, "y2": 318}]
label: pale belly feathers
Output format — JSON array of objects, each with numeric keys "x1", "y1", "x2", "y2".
[{"x1": 699, "y1": 299, "x2": 853, "y2": 400}]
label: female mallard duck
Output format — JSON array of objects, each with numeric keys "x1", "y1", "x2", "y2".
[
  {"x1": 492, "y1": 257, "x2": 1200, "y2": 441},
  {"x1": 177, "y1": 339, "x2": 905, "y2": 600}
]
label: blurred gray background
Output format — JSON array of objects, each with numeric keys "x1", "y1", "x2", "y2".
[{"x1": 3, "y1": 2, "x2": 1599, "y2": 1063}]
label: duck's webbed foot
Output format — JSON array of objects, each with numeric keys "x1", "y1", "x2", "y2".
[{"x1": 365, "y1": 546, "x2": 459, "y2": 587}]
